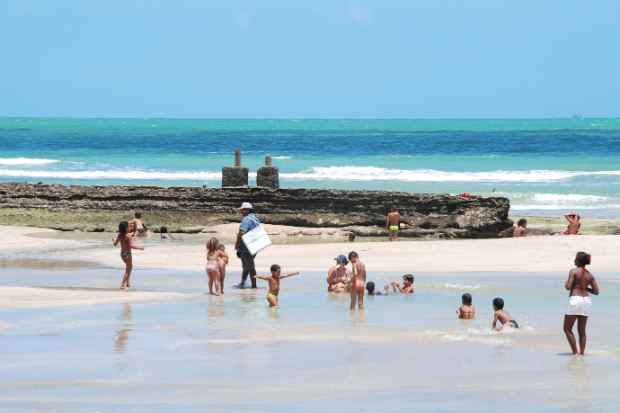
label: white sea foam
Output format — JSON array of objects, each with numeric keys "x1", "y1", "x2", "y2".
[
  {"x1": 272, "y1": 156, "x2": 292, "y2": 160},
  {"x1": 0, "y1": 157, "x2": 60, "y2": 166},
  {"x1": 532, "y1": 193, "x2": 609, "y2": 203},
  {"x1": 511, "y1": 204, "x2": 620, "y2": 211},
  {"x1": 443, "y1": 283, "x2": 481, "y2": 290},
  {"x1": 281, "y1": 167, "x2": 620, "y2": 183},
  {"x1": 0, "y1": 169, "x2": 222, "y2": 180},
  {"x1": 2, "y1": 165, "x2": 620, "y2": 183}
]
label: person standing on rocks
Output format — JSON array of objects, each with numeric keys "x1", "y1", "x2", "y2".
[
  {"x1": 386, "y1": 207, "x2": 401, "y2": 241},
  {"x1": 235, "y1": 202, "x2": 260, "y2": 289}
]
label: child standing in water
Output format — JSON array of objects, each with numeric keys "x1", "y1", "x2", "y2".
[
  {"x1": 217, "y1": 244, "x2": 229, "y2": 294},
  {"x1": 564, "y1": 251, "x2": 599, "y2": 355},
  {"x1": 205, "y1": 238, "x2": 226, "y2": 295},
  {"x1": 113, "y1": 221, "x2": 144, "y2": 290},
  {"x1": 348, "y1": 251, "x2": 367, "y2": 310},
  {"x1": 492, "y1": 297, "x2": 519, "y2": 330},
  {"x1": 457, "y1": 293, "x2": 476, "y2": 319},
  {"x1": 255, "y1": 264, "x2": 300, "y2": 307}
]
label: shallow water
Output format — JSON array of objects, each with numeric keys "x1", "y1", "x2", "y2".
[{"x1": 1, "y1": 267, "x2": 619, "y2": 412}]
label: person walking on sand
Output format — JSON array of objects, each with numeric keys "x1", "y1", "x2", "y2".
[
  {"x1": 562, "y1": 212, "x2": 581, "y2": 235},
  {"x1": 348, "y1": 251, "x2": 366, "y2": 310},
  {"x1": 235, "y1": 202, "x2": 260, "y2": 289},
  {"x1": 386, "y1": 207, "x2": 401, "y2": 241},
  {"x1": 113, "y1": 221, "x2": 144, "y2": 290},
  {"x1": 564, "y1": 251, "x2": 599, "y2": 355}
]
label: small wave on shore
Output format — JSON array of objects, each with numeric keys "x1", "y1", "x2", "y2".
[
  {"x1": 282, "y1": 167, "x2": 620, "y2": 182},
  {"x1": 0, "y1": 157, "x2": 60, "y2": 166},
  {"x1": 3, "y1": 165, "x2": 620, "y2": 183},
  {"x1": 0, "y1": 169, "x2": 222, "y2": 180}
]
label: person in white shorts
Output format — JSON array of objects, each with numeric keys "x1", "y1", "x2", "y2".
[{"x1": 563, "y1": 251, "x2": 600, "y2": 355}]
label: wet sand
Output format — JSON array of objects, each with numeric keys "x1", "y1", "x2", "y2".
[{"x1": 1, "y1": 225, "x2": 618, "y2": 275}]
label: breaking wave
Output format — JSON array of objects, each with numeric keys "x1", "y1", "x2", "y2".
[
  {"x1": 1, "y1": 166, "x2": 620, "y2": 184},
  {"x1": 0, "y1": 157, "x2": 60, "y2": 166}
]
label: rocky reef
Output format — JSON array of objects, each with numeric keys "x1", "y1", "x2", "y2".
[{"x1": 0, "y1": 183, "x2": 512, "y2": 238}]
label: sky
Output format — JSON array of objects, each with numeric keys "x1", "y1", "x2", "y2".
[{"x1": 1, "y1": 0, "x2": 619, "y2": 118}]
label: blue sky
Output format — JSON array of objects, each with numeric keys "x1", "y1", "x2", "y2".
[{"x1": 1, "y1": 1, "x2": 618, "y2": 118}]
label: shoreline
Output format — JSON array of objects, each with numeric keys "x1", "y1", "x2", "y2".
[{"x1": 1, "y1": 225, "x2": 618, "y2": 274}]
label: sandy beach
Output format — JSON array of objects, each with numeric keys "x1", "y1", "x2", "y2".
[
  {"x1": 2, "y1": 224, "x2": 618, "y2": 274},
  {"x1": 0, "y1": 224, "x2": 617, "y2": 309}
]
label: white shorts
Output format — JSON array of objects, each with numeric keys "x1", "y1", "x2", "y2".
[{"x1": 566, "y1": 296, "x2": 592, "y2": 316}]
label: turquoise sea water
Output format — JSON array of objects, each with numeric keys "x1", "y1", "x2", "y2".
[{"x1": 1, "y1": 117, "x2": 620, "y2": 217}]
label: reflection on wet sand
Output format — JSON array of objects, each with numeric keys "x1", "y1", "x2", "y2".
[{"x1": 114, "y1": 303, "x2": 132, "y2": 354}]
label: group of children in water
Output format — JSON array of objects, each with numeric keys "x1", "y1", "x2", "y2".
[{"x1": 113, "y1": 216, "x2": 599, "y2": 351}]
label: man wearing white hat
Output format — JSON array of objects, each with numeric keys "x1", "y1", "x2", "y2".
[{"x1": 235, "y1": 202, "x2": 260, "y2": 288}]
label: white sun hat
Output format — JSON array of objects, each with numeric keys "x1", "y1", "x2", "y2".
[{"x1": 239, "y1": 202, "x2": 253, "y2": 210}]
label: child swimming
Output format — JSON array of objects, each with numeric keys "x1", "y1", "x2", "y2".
[
  {"x1": 348, "y1": 251, "x2": 367, "y2": 310},
  {"x1": 255, "y1": 264, "x2": 300, "y2": 307},
  {"x1": 457, "y1": 293, "x2": 476, "y2": 319},
  {"x1": 217, "y1": 244, "x2": 229, "y2": 294},
  {"x1": 365, "y1": 281, "x2": 388, "y2": 296},
  {"x1": 390, "y1": 274, "x2": 414, "y2": 294},
  {"x1": 112, "y1": 221, "x2": 144, "y2": 290},
  {"x1": 492, "y1": 297, "x2": 519, "y2": 330},
  {"x1": 205, "y1": 238, "x2": 226, "y2": 295}
]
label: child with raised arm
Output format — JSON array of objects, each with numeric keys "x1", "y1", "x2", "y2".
[
  {"x1": 113, "y1": 221, "x2": 144, "y2": 290},
  {"x1": 255, "y1": 264, "x2": 300, "y2": 307},
  {"x1": 457, "y1": 293, "x2": 476, "y2": 319},
  {"x1": 391, "y1": 274, "x2": 414, "y2": 294},
  {"x1": 492, "y1": 297, "x2": 519, "y2": 330},
  {"x1": 205, "y1": 238, "x2": 226, "y2": 295},
  {"x1": 217, "y1": 244, "x2": 229, "y2": 294}
]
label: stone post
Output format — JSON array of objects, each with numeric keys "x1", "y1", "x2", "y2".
[
  {"x1": 222, "y1": 149, "x2": 249, "y2": 187},
  {"x1": 257, "y1": 155, "x2": 279, "y2": 189}
]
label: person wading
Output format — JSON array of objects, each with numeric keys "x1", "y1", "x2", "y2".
[{"x1": 235, "y1": 202, "x2": 260, "y2": 288}]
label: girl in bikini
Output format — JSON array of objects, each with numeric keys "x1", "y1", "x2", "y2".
[
  {"x1": 348, "y1": 251, "x2": 366, "y2": 310},
  {"x1": 113, "y1": 221, "x2": 144, "y2": 290},
  {"x1": 205, "y1": 238, "x2": 226, "y2": 295}
]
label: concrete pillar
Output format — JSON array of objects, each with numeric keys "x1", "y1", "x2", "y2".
[
  {"x1": 222, "y1": 149, "x2": 249, "y2": 187},
  {"x1": 257, "y1": 155, "x2": 279, "y2": 189}
]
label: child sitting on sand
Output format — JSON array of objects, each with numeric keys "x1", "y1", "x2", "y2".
[
  {"x1": 217, "y1": 244, "x2": 229, "y2": 294},
  {"x1": 205, "y1": 238, "x2": 227, "y2": 295},
  {"x1": 492, "y1": 297, "x2": 519, "y2": 330},
  {"x1": 255, "y1": 264, "x2": 300, "y2": 307},
  {"x1": 513, "y1": 219, "x2": 527, "y2": 237},
  {"x1": 113, "y1": 221, "x2": 144, "y2": 290},
  {"x1": 390, "y1": 274, "x2": 414, "y2": 294},
  {"x1": 457, "y1": 293, "x2": 476, "y2": 319}
]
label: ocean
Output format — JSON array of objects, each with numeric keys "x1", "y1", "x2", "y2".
[{"x1": 1, "y1": 117, "x2": 619, "y2": 217}]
